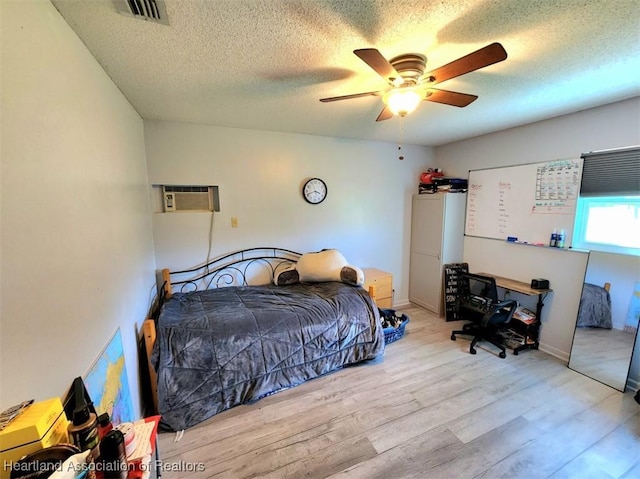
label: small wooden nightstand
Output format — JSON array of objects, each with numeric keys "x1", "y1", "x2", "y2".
[{"x1": 363, "y1": 268, "x2": 393, "y2": 308}]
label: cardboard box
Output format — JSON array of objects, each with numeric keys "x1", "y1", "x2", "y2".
[{"x1": 0, "y1": 398, "x2": 69, "y2": 479}]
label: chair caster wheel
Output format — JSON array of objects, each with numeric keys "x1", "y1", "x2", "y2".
[
  {"x1": 499, "y1": 351, "x2": 506, "y2": 358},
  {"x1": 470, "y1": 348, "x2": 476, "y2": 355},
  {"x1": 451, "y1": 334, "x2": 456, "y2": 341}
]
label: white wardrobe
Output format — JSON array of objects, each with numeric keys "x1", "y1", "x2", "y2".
[{"x1": 409, "y1": 192, "x2": 466, "y2": 315}]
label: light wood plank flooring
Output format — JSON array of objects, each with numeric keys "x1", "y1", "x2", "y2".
[
  {"x1": 569, "y1": 326, "x2": 636, "y2": 392},
  {"x1": 156, "y1": 304, "x2": 640, "y2": 479}
]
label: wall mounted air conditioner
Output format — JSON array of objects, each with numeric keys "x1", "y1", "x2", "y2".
[{"x1": 162, "y1": 185, "x2": 216, "y2": 212}]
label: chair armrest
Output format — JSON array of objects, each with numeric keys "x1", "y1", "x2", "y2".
[
  {"x1": 493, "y1": 299, "x2": 518, "y2": 310},
  {"x1": 481, "y1": 300, "x2": 518, "y2": 326}
]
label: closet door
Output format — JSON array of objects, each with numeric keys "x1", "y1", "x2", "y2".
[{"x1": 409, "y1": 195, "x2": 444, "y2": 313}]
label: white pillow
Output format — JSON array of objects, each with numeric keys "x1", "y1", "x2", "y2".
[{"x1": 296, "y1": 249, "x2": 348, "y2": 283}]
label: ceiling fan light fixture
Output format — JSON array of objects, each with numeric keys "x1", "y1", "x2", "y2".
[{"x1": 384, "y1": 88, "x2": 422, "y2": 117}]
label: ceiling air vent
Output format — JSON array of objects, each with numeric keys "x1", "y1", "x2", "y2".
[{"x1": 114, "y1": 0, "x2": 169, "y2": 25}]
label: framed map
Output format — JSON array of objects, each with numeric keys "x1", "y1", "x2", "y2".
[{"x1": 84, "y1": 328, "x2": 134, "y2": 425}]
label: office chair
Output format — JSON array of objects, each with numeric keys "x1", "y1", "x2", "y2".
[{"x1": 450, "y1": 300, "x2": 518, "y2": 358}]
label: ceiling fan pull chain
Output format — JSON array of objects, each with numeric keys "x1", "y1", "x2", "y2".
[{"x1": 398, "y1": 116, "x2": 405, "y2": 160}]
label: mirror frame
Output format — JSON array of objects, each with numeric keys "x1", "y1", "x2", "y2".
[{"x1": 568, "y1": 257, "x2": 640, "y2": 392}]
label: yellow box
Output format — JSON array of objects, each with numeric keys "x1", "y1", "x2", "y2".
[{"x1": 0, "y1": 398, "x2": 69, "y2": 479}]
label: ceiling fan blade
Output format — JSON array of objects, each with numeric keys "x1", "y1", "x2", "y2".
[
  {"x1": 354, "y1": 49, "x2": 401, "y2": 84},
  {"x1": 319, "y1": 91, "x2": 382, "y2": 102},
  {"x1": 375, "y1": 105, "x2": 393, "y2": 122},
  {"x1": 426, "y1": 43, "x2": 507, "y2": 85},
  {"x1": 425, "y1": 89, "x2": 478, "y2": 107}
]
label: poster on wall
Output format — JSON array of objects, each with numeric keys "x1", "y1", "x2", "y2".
[{"x1": 84, "y1": 328, "x2": 134, "y2": 424}]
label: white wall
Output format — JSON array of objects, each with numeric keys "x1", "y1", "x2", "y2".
[
  {"x1": 1, "y1": 1, "x2": 156, "y2": 414},
  {"x1": 144, "y1": 121, "x2": 433, "y2": 305},
  {"x1": 435, "y1": 98, "x2": 640, "y2": 387}
]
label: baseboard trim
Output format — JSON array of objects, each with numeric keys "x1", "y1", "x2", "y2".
[
  {"x1": 392, "y1": 299, "x2": 411, "y2": 309},
  {"x1": 538, "y1": 342, "x2": 569, "y2": 364}
]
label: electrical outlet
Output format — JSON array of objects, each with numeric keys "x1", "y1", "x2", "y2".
[{"x1": 231, "y1": 217, "x2": 238, "y2": 228}]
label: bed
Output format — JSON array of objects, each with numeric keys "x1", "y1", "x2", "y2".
[
  {"x1": 576, "y1": 282, "x2": 612, "y2": 329},
  {"x1": 143, "y1": 248, "x2": 385, "y2": 431}
]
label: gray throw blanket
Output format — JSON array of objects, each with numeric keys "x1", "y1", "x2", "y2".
[
  {"x1": 577, "y1": 282, "x2": 612, "y2": 328},
  {"x1": 152, "y1": 281, "x2": 384, "y2": 431}
]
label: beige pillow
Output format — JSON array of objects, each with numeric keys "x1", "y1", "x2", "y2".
[
  {"x1": 297, "y1": 249, "x2": 348, "y2": 283},
  {"x1": 295, "y1": 249, "x2": 364, "y2": 286}
]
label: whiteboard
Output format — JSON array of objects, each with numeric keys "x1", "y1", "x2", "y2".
[{"x1": 465, "y1": 159, "x2": 583, "y2": 244}]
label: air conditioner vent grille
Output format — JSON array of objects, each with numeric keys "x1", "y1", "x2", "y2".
[
  {"x1": 114, "y1": 0, "x2": 169, "y2": 25},
  {"x1": 128, "y1": 0, "x2": 159, "y2": 19},
  {"x1": 163, "y1": 185, "x2": 209, "y2": 193}
]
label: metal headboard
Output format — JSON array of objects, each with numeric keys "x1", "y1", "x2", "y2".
[{"x1": 161, "y1": 247, "x2": 301, "y2": 298}]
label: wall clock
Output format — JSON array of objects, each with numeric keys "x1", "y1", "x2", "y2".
[{"x1": 302, "y1": 178, "x2": 327, "y2": 204}]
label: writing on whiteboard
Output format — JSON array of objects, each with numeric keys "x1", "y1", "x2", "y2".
[
  {"x1": 464, "y1": 158, "x2": 583, "y2": 243},
  {"x1": 498, "y1": 181, "x2": 512, "y2": 235},
  {"x1": 466, "y1": 184, "x2": 481, "y2": 233},
  {"x1": 534, "y1": 160, "x2": 581, "y2": 214}
]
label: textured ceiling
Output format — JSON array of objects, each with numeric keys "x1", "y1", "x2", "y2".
[{"x1": 51, "y1": 0, "x2": 640, "y2": 146}]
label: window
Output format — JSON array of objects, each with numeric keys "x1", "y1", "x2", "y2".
[
  {"x1": 573, "y1": 196, "x2": 640, "y2": 256},
  {"x1": 573, "y1": 146, "x2": 640, "y2": 256}
]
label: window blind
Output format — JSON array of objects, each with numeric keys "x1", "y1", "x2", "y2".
[{"x1": 580, "y1": 146, "x2": 640, "y2": 196}]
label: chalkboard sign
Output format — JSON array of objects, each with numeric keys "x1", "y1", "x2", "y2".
[
  {"x1": 444, "y1": 262, "x2": 469, "y2": 321},
  {"x1": 465, "y1": 159, "x2": 583, "y2": 244}
]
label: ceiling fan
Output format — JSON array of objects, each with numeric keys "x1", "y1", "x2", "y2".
[{"x1": 320, "y1": 43, "x2": 507, "y2": 121}]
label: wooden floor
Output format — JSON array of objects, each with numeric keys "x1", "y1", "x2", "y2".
[
  {"x1": 569, "y1": 326, "x2": 636, "y2": 392},
  {"x1": 156, "y1": 304, "x2": 640, "y2": 479}
]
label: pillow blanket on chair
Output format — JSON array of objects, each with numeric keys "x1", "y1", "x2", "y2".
[{"x1": 273, "y1": 249, "x2": 364, "y2": 286}]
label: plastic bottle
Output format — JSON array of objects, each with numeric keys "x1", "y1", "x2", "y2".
[
  {"x1": 556, "y1": 229, "x2": 565, "y2": 248},
  {"x1": 99, "y1": 429, "x2": 128, "y2": 479},
  {"x1": 549, "y1": 229, "x2": 558, "y2": 247},
  {"x1": 97, "y1": 412, "x2": 113, "y2": 440},
  {"x1": 67, "y1": 378, "x2": 99, "y2": 453}
]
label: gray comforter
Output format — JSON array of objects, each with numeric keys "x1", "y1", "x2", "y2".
[
  {"x1": 577, "y1": 282, "x2": 612, "y2": 328},
  {"x1": 151, "y1": 281, "x2": 385, "y2": 431}
]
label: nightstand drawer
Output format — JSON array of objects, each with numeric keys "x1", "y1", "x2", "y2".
[
  {"x1": 372, "y1": 295, "x2": 393, "y2": 308},
  {"x1": 363, "y1": 268, "x2": 393, "y2": 308},
  {"x1": 369, "y1": 277, "x2": 392, "y2": 298}
]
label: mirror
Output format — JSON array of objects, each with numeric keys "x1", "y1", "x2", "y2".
[{"x1": 568, "y1": 253, "x2": 640, "y2": 391}]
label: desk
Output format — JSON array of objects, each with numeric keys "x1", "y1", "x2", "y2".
[{"x1": 478, "y1": 273, "x2": 553, "y2": 355}]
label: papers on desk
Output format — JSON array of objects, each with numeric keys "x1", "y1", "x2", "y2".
[
  {"x1": 513, "y1": 307, "x2": 536, "y2": 324},
  {"x1": 127, "y1": 416, "x2": 160, "y2": 479},
  {"x1": 128, "y1": 420, "x2": 154, "y2": 461}
]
